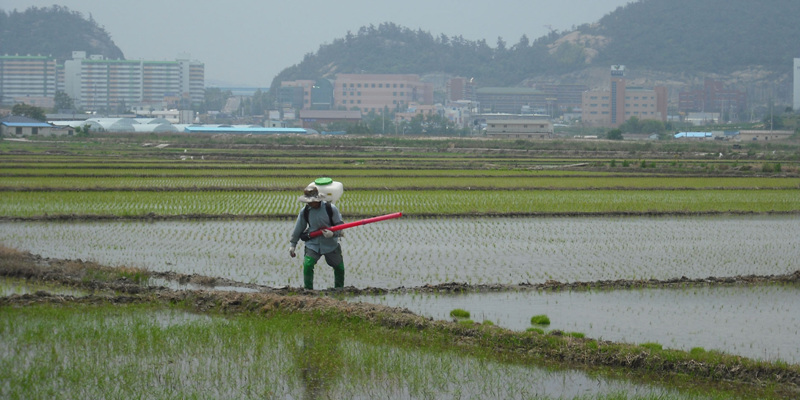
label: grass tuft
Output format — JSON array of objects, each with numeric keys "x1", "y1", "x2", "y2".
[
  {"x1": 530, "y1": 314, "x2": 550, "y2": 325},
  {"x1": 449, "y1": 308, "x2": 470, "y2": 318}
]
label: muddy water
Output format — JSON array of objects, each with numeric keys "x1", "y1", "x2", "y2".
[
  {"x1": 0, "y1": 215, "x2": 797, "y2": 289},
  {"x1": 352, "y1": 285, "x2": 800, "y2": 364}
]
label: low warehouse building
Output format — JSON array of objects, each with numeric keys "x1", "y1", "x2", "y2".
[
  {"x1": 485, "y1": 119, "x2": 553, "y2": 139},
  {"x1": 1, "y1": 116, "x2": 71, "y2": 137}
]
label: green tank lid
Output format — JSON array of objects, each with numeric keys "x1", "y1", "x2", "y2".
[{"x1": 315, "y1": 177, "x2": 333, "y2": 185}]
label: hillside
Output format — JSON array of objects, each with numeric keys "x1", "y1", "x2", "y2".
[
  {"x1": 271, "y1": 0, "x2": 799, "y2": 101},
  {"x1": 580, "y1": 0, "x2": 800, "y2": 73},
  {"x1": 0, "y1": 5, "x2": 124, "y2": 61}
]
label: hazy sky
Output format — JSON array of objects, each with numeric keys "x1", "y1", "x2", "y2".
[{"x1": 3, "y1": 0, "x2": 633, "y2": 87}]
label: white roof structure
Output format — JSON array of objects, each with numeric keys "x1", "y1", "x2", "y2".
[
  {"x1": 86, "y1": 118, "x2": 138, "y2": 132},
  {"x1": 132, "y1": 123, "x2": 178, "y2": 133},
  {"x1": 134, "y1": 118, "x2": 172, "y2": 125},
  {"x1": 50, "y1": 120, "x2": 105, "y2": 131}
]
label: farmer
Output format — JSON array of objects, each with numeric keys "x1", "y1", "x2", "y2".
[{"x1": 289, "y1": 185, "x2": 345, "y2": 290}]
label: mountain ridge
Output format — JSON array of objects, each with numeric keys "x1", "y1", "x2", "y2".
[
  {"x1": 270, "y1": 0, "x2": 799, "y2": 106},
  {"x1": 0, "y1": 5, "x2": 124, "y2": 61}
]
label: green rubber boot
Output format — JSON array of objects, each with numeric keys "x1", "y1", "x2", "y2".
[
  {"x1": 303, "y1": 256, "x2": 316, "y2": 290},
  {"x1": 332, "y1": 262, "x2": 345, "y2": 288}
]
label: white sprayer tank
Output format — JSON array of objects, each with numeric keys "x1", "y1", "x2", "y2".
[{"x1": 310, "y1": 177, "x2": 343, "y2": 204}]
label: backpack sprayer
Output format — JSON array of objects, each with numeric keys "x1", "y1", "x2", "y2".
[{"x1": 302, "y1": 177, "x2": 402, "y2": 238}]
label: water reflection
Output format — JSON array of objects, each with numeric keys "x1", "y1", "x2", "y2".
[
  {"x1": 293, "y1": 333, "x2": 343, "y2": 400},
  {"x1": 147, "y1": 277, "x2": 260, "y2": 293},
  {"x1": 0, "y1": 277, "x2": 88, "y2": 297}
]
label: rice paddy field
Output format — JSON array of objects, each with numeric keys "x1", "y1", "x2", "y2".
[{"x1": 2, "y1": 133, "x2": 800, "y2": 398}]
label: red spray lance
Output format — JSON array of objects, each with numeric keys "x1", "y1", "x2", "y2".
[{"x1": 306, "y1": 212, "x2": 403, "y2": 238}]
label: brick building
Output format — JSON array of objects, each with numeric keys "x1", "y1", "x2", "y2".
[
  {"x1": 333, "y1": 74, "x2": 433, "y2": 113},
  {"x1": 581, "y1": 65, "x2": 667, "y2": 127},
  {"x1": 678, "y1": 78, "x2": 746, "y2": 120}
]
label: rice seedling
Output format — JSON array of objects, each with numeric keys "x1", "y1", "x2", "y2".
[
  {"x1": 690, "y1": 347, "x2": 707, "y2": 356},
  {"x1": 531, "y1": 314, "x2": 551, "y2": 325},
  {"x1": 2, "y1": 188, "x2": 799, "y2": 218},
  {"x1": 640, "y1": 342, "x2": 664, "y2": 351},
  {"x1": 450, "y1": 308, "x2": 471, "y2": 319}
]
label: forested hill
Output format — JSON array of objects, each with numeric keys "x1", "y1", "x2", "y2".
[
  {"x1": 0, "y1": 6, "x2": 124, "y2": 61},
  {"x1": 271, "y1": 0, "x2": 800, "y2": 88},
  {"x1": 583, "y1": 0, "x2": 800, "y2": 72}
]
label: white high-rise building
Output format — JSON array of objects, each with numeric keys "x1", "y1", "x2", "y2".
[
  {"x1": 794, "y1": 58, "x2": 800, "y2": 111},
  {"x1": 64, "y1": 51, "x2": 204, "y2": 112},
  {"x1": 0, "y1": 55, "x2": 57, "y2": 105}
]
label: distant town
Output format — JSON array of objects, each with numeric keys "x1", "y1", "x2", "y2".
[{"x1": 1, "y1": 51, "x2": 799, "y2": 142}]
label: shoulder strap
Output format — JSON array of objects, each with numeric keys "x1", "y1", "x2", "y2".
[
  {"x1": 303, "y1": 202, "x2": 334, "y2": 226},
  {"x1": 325, "y1": 202, "x2": 334, "y2": 226}
]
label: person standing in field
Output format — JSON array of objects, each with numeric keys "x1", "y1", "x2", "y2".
[{"x1": 289, "y1": 185, "x2": 345, "y2": 290}]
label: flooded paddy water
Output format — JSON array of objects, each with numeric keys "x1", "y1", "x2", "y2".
[
  {"x1": 0, "y1": 303, "x2": 702, "y2": 399},
  {"x1": 1, "y1": 215, "x2": 797, "y2": 287},
  {"x1": 1, "y1": 215, "x2": 799, "y2": 367},
  {"x1": 352, "y1": 285, "x2": 800, "y2": 364}
]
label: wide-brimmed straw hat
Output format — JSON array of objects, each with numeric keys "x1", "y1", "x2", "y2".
[{"x1": 297, "y1": 185, "x2": 324, "y2": 203}]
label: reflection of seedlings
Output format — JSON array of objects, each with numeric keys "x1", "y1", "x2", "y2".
[
  {"x1": 530, "y1": 314, "x2": 550, "y2": 326},
  {"x1": 450, "y1": 308, "x2": 470, "y2": 319},
  {"x1": 293, "y1": 334, "x2": 343, "y2": 400}
]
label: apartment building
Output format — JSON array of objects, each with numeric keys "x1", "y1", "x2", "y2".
[
  {"x1": 475, "y1": 87, "x2": 549, "y2": 114},
  {"x1": 0, "y1": 55, "x2": 57, "y2": 106},
  {"x1": 447, "y1": 77, "x2": 477, "y2": 102},
  {"x1": 63, "y1": 51, "x2": 204, "y2": 111},
  {"x1": 581, "y1": 65, "x2": 667, "y2": 127},
  {"x1": 529, "y1": 83, "x2": 588, "y2": 113},
  {"x1": 278, "y1": 79, "x2": 315, "y2": 110},
  {"x1": 794, "y1": 58, "x2": 799, "y2": 111},
  {"x1": 333, "y1": 74, "x2": 433, "y2": 113}
]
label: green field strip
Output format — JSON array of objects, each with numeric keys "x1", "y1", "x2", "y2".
[
  {"x1": 0, "y1": 176, "x2": 797, "y2": 190},
  {"x1": 0, "y1": 167, "x2": 622, "y2": 177},
  {"x1": 1, "y1": 189, "x2": 797, "y2": 218},
  {"x1": 2, "y1": 156, "x2": 788, "y2": 166}
]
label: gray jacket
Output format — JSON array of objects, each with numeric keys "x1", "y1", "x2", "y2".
[{"x1": 289, "y1": 201, "x2": 344, "y2": 254}]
